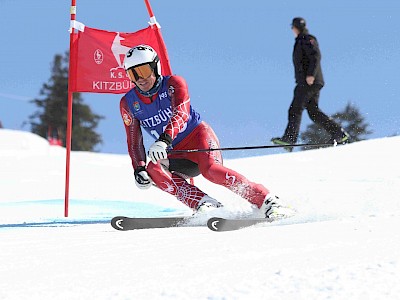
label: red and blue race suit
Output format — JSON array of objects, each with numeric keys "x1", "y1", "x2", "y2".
[
  {"x1": 120, "y1": 75, "x2": 269, "y2": 209},
  {"x1": 124, "y1": 75, "x2": 201, "y2": 147}
]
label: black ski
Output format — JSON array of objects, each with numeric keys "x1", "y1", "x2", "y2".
[
  {"x1": 207, "y1": 217, "x2": 274, "y2": 232},
  {"x1": 111, "y1": 216, "x2": 277, "y2": 231},
  {"x1": 110, "y1": 216, "x2": 189, "y2": 231}
]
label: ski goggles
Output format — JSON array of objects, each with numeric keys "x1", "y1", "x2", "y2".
[{"x1": 126, "y1": 62, "x2": 156, "y2": 82}]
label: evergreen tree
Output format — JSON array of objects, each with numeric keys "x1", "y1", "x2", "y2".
[
  {"x1": 300, "y1": 103, "x2": 372, "y2": 150},
  {"x1": 29, "y1": 51, "x2": 104, "y2": 151}
]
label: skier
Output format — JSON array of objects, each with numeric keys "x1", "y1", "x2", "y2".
[
  {"x1": 272, "y1": 17, "x2": 349, "y2": 151},
  {"x1": 120, "y1": 44, "x2": 294, "y2": 219}
]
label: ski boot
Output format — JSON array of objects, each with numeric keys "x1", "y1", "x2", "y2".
[
  {"x1": 259, "y1": 194, "x2": 296, "y2": 220},
  {"x1": 271, "y1": 137, "x2": 294, "y2": 152},
  {"x1": 196, "y1": 195, "x2": 223, "y2": 214},
  {"x1": 331, "y1": 129, "x2": 350, "y2": 145}
]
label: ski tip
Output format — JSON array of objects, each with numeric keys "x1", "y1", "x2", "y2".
[
  {"x1": 110, "y1": 216, "x2": 127, "y2": 231},
  {"x1": 207, "y1": 217, "x2": 225, "y2": 232}
]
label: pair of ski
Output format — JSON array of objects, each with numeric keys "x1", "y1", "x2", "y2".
[{"x1": 111, "y1": 216, "x2": 275, "y2": 232}]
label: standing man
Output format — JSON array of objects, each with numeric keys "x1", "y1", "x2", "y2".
[{"x1": 272, "y1": 17, "x2": 349, "y2": 151}]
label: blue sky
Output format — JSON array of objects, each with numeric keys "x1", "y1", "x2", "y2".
[{"x1": 1, "y1": 0, "x2": 399, "y2": 158}]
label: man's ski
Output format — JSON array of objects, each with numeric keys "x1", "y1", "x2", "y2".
[
  {"x1": 207, "y1": 217, "x2": 274, "y2": 232},
  {"x1": 110, "y1": 216, "x2": 189, "y2": 231},
  {"x1": 111, "y1": 216, "x2": 279, "y2": 231}
]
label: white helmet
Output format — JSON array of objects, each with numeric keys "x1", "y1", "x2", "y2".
[{"x1": 124, "y1": 45, "x2": 161, "y2": 78}]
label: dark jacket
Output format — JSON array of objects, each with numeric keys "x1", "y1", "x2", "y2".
[{"x1": 292, "y1": 33, "x2": 324, "y2": 86}]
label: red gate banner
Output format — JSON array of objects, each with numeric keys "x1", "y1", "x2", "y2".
[{"x1": 69, "y1": 25, "x2": 172, "y2": 94}]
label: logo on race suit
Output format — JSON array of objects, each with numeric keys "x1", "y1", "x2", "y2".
[
  {"x1": 133, "y1": 101, "x2": 141, "y2": 111},
  {"x1": 168, "y1": 85, "x2": 175, "y2": 97},
  {"x1": 225, "y1": 172, "x2": 236, "y2": 185},
  {"x1": 94, "y1": 49, "x2": 104, "y2": 64},
  {"x1": 159, "y1": 91, "x2": 168, "y2": 101},
  {"x1": 122, "y1": 108, "x2": 133, "y2": 126}
]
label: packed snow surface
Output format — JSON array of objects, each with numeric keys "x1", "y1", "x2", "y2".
[{"x1": 1, "y1": 129, "x2": 400, "y2": 299}]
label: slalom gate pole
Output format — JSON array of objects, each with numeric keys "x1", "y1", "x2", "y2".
[
  {"x1": 168, "y1": 141, "x2": 337, "y2": 153},
  {"x1": 143, "y1": 0, "x2": 193, "y2": 182},
  {"x1": 144, "y1": 0, "x2": 155, "y2": 17},
  {"x1": 64, "y1": 0, "x2": 77, "y2": 217},
  {"x1": 144, "y1": 0, "x2": 173, "y2": 75}
]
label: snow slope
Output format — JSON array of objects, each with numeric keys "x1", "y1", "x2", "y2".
[{"x1": 1, "y1": 128, "x2": 400, "y2": 300}]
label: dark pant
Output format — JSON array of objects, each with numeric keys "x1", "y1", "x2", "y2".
[{"x1": 283, "y1": 84, "x2": 341, "y2": 143}]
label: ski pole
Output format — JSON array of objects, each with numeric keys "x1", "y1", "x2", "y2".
[{"x1": 168, "y1": 141, "x2": 337, "y2": 153}]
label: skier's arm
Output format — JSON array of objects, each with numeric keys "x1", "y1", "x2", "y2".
[
  {"x1": 161, "y1": 76, "x2": 191, "y2": 143},
  {"x1": 119, "y1": 97, "x2": 146, "y2": 170}
]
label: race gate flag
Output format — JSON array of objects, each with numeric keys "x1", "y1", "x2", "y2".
[
  {"x1": 69, "y1": 24, "x2": 172, "y2": 94},
  {"x1": 64, "y1": 0, "x2": 173, "y2": 217}
]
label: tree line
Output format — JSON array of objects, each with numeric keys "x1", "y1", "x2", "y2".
[{"x1": 29, "y1": 52, "x2": 103, "y2": 151}]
